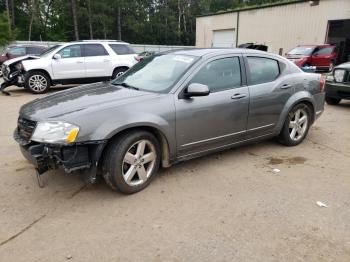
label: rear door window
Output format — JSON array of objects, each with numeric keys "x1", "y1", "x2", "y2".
[
  {"x1": 247, "y1": 57, "x2": 280, "y2": 85},
  {"x1": 190, "y1": 57, "x2": 241, "y2": 93},
  {"x1": 313, "y1": 47, "x2": 335, "y2": 56},
  {"x1": 84, "y1": 44, "x2": 109, "y2": 56},
  {"x1": 109, "y1": 44, "x2": 135, "y2": 55}
]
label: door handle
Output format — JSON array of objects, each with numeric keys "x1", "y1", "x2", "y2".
[
  {"x1": 281, "y1": 84, "x2": 292, "y2": 89},
  {"x1": 231, "y1": 93, "x2": 247, "y2": 100},
  {"x1": 103, "y1": 59, "x2": 111, "y2": 62},
  {"x1": 76, "y1": 61, "x2": 83, "y2": 64}
]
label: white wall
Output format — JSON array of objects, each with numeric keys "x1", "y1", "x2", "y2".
[{"x1": 196, "y1": 0, "x2": 350, "y2": 54}]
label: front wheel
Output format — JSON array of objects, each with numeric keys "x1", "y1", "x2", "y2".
[
  {"x1": 25, "y1": 71, "x2": 50, "y2": 94},
  {"x1": 278, "y1": 103, "x2": 311, "y2": 146},
  {"x1": 102, "y1": 130, "x2": 161, "y2": 194}
]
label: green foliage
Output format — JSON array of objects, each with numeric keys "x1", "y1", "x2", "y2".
[
  {"x1": 0, "y1": 12, "x2": 15, "y2": 47},
  {"x1": 0, "y1": 0, "x2": 296, "y2": 45}
]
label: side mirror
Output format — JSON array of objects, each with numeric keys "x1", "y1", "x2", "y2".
[
  {"x1": 5, "y1": 52, "x2": 9, "y2": 57},
  {"x1": 53, "y1": 53, "x2": 61, "y2": 60},
  {"x1": 184, "y1": 83, "x2": 210, "y2": 98}
]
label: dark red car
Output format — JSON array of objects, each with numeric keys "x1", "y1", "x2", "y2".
[
  {"x1": 286, "y1": 44, "x2": 337, "y2": 72},
  {"x1": 0, "y1": 44, "x2": 47, "y2": 66}
]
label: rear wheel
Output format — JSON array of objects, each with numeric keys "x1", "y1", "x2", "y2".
[
  {"x1": 25, "y1": 71, "x2": 50, "y2": 94},
  {"x1": 325, "y1": 96, "x2": 341, "y2": 105},
  {"x1": 112, "y1": 67, "x2": 128, "y2": 80},
  {"x1": 278, "y1": 103, "x2": 311, "y2": 146},
  {"x1": 102, "y1": 130, "x2": 161, "y2": 194}
]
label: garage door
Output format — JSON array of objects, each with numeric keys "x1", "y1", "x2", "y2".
[{"x1": 212, "y1": 29, "x2": 236, "y2": 48}]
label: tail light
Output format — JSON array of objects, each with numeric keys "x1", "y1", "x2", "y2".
[
  {"x1": 134, "y1": 56, "x2": 140, "y2": 62},
  {"x1": 320, "y1": 78, "x2": 325, "y2": 92}
]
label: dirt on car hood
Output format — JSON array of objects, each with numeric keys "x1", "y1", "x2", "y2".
[{"x1": 19, "y1": 82, "x2": 157, "y2": 120}]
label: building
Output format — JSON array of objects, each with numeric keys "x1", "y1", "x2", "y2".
[{"x1": 196, "y1": 0, "x2": 350, "y2": 63}]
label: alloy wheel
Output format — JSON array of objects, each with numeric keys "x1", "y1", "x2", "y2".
[
  {"x1": 122, "y1": 139, "x2": 157, "y2": 186},
  {"x1": 289, "y1": 108, "x2": 308, "y2": 141},
  {"x1": 116, "y1": 71, "x2": 125, "y2": 77},
  {"x1": 28, "y1": 75, "x2": 48, "y2": 92}
]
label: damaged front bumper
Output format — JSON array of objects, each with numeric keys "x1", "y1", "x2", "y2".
[{"x1": 14, "y1": 129, "x2": 107, "y2": 184}]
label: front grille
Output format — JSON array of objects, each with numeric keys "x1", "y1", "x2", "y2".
[{"x1": 17, "y1": 117, "x2": 37, "y2": 141}]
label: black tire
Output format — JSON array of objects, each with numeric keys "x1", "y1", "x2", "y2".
[
  {"x1": 112, "y1": 67, "x2": 128, "y2": 80},
  {"x1": 325, "y1": 96, "x2": 341, "y2": 105},
  {"x1": 278, "y1": 103, "x2": 311, "y2": 147},
  {"x1": 25, "y1": 71, "x2": 51, "y2": 94},
  {"x1": 102, "y1": 130, "x2": 161, "y2": 194}
]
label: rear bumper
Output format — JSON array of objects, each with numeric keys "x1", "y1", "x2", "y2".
[
  {"x1": 325, "y1": 81, "x2": 350, "y2": 100},
  {"x1": 313, "y1": 92, "x2": 325, "y2": 120},
  {"x1": 14, "y1": 129, "x2": 107, "y2": 177}
]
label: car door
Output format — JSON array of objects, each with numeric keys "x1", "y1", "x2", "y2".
[
  {"x1": 51, "y1": 44, "x2": 85, "y2": 80},
  {"x1": 311, "y1": 47, "x2": 335, "y2": 67},
  {"x1": 83, "y1": 44, "x2": 112, "y2": 78},
  {"x1": 175, "y1": 56, "x2": 249, "y2": 157},
  {"x1": 245, "y1": 55, "x2": 295, "y2": 138}
]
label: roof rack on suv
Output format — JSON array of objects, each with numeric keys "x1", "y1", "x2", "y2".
[{"x1": 79, "y1": 40, "x2": 126, "y2": 43}]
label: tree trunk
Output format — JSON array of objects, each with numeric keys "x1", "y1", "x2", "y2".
[
  {"x1": 88, "y1": 0, "x2": 93, "y2": 39},
  {"x1": 103, "y1": 19, "x2": 107, "y2": 39},
  {"x1": 5, "y1": 0, "x2": 11, "y2": 33},
  {"x1": 28, "y1": 0, "x2": 35, "y2": 40},
  {"x1": 71, "y1": 0, "x2": 79, "y2": 40},
  {"x1": 117, "y1": 7, "x2": 121, "y2": 40},
  {"x1": 10, "y1": 0, "x2": 15, "y2": 26},
  {"x1": 177, "y1": 0, "x2": 182, "y2": 43}
]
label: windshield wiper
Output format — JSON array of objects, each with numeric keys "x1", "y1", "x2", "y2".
[{"x1": 115, "y1": 82, "x2": 139, "y2": 90}]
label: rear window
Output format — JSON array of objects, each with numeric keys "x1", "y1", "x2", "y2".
[
  {"x1": 84, "y1": 44, "x2": 108, "y2": 56},
  {"x1": 247, "y1": 57, "x2": 280, "y2": 85},
  {"x1": 109, "y1": 44, "x2": 135, "y2": 55},
  {"x1": 26, "y1": 47, "x2": 45, "y2": 55},
  {"x1": 8, "y1": 46, "x2": 26, "y2": 56}
]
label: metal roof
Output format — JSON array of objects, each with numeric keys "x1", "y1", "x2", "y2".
[{"x1": 196, "y1": 0, "x2": 309, "y2": 18}]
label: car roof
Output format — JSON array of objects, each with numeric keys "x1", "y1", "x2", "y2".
[
  {"x1": 8, "y1": 44, "x2": 47, "y2": 48},
  {"x1": 297, "y1": 44, "x2": 335, "y2": 48},
  {"x1": 70, "y1": 40, "x2": 130, "y2": 45},
  {"x1": 161, "y1": 48, "x2": 273, "y2": 57}
]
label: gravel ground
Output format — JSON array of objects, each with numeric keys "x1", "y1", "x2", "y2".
[{"x1": 0, "y1": 86, "x2": 350, "y2": 262}]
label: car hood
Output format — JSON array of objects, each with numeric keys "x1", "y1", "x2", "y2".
[
  {"x1": 335, "y1": 62, "x2": 350, "y2": 70},
  {"x1": 286, "y1": 54, "x2": 308, "y2": 60},
  {"x1": 4, "y1": 55, "x2": 40, "y2": 66},
  {"x1": 20, "y1": 82, "x2": 158, "y2": 120}
]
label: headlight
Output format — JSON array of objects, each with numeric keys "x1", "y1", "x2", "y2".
[
  {"x1": 31, "y1": 121, "x2": 79, "y2": 144},
  {"x1": 334, "y1": 69, "x2": 345, "y2": 82}
]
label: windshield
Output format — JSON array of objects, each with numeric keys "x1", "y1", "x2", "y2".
[
  {"x1": 40, "y1": 45, "x2": 62, "y2": 57},
  {"x1": 288, "y1": 46, "x2": 315, "y2": 55},
  {"x1": 112, "y1": 54, "x2": 198, "y2": 93}
]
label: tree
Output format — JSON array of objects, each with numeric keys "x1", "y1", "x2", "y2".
[
  {"x1": 71, "y1": 0, "x2": 79, "y2": 40},
  {"x1": 0, "y1": 12, "x2": 14, "y2": 47},
  {"x1": 0, "y1": 0, "x2": 294, "y2": 45}
]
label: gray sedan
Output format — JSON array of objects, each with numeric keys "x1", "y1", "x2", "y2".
[{"x1": 15, "y1": 49, "x2": 325, "y2": 194}]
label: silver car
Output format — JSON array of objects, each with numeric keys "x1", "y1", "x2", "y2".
[{"x1": 14, "y1": 49, "x2": 325, "y2": 194}]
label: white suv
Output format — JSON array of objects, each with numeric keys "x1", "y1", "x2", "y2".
[{"x1": 1, "y1": 40, "x2": 137, "y2": 94}]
